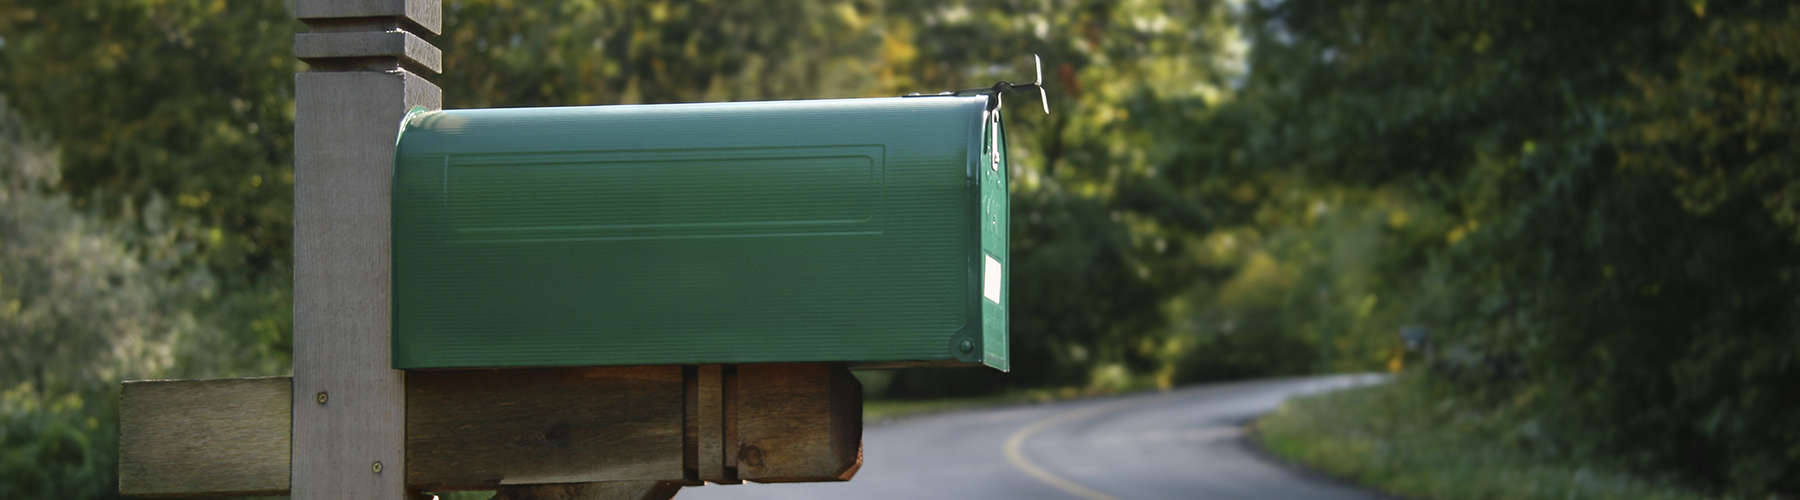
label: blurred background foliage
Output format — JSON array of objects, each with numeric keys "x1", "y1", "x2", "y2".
[{"x1": 0, "y1": 0, "x2": 1794, "y2": 497}]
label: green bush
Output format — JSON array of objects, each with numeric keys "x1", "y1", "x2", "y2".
[
  {"x1": 1257, "y1": 376, "x2": 1716, "y2": 500},
  {"x1": 0, "y1": 385, "x2": 115, "y2": 499},
  {"x1": 1217, "y1": 1, "x2": 1800, "y2": 492},
  {"x1": 0, "y1": 97, "x2": 238, "y2": 498}
]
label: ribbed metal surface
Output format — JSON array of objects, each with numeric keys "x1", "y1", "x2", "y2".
[{"x1": 392, "y1": 96, "x2": 1008, "y2": 369}]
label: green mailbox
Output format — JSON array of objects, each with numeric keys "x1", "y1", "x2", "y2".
[{"x1": 392, "y1": 95, "x2": 1011, "y2": 371}]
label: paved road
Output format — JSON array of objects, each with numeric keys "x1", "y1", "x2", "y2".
[{"x1": 680, "y1": 374, "x2": 1388, "y2": 500}]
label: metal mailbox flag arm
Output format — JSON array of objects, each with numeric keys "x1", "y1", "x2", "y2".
[
  {"x1": 994, "y1": 54, "x2": 1052, "y2": 115},
  {"x1": 907, "y1": 54, "x2": 1051, "y2": 115}
]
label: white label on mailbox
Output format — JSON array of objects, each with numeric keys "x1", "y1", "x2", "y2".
[{"x1": 983, "y1": 254, "x2": 1003, "y2": 304}]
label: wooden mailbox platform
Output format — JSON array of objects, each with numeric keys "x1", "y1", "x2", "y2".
[{"x1": 120, "y1": 364, "x2": 860, "y2": 497}]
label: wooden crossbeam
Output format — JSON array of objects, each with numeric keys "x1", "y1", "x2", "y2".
[
  {"x1": 119, "y1": 377, "x2": 292, "y2": 496},
  {"x1": 119, "y1": 364, "x2": 860, "y2": 497}
]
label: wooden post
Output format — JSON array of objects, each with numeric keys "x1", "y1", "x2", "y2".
[{"x1": 291, "y1": 1, "x2": 441, "y2": 498}]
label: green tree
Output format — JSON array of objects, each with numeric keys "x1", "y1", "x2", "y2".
[
  {"x1": 439, "y1": 0, "x2": 889, "y2": 107},
  {"x1": 0, "y1": 0, "x2": 301, "y2": 366},
  {"x1": 0, "y1": 97, "x2": 242, "y2": 498},
  {"x1": 1213, "y1": 0, "x2": 1800, "y2": 492}
]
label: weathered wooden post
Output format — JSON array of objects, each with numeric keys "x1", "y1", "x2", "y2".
[{"x1": 291, "y1": 0, "x2": 440, "y2": 497}]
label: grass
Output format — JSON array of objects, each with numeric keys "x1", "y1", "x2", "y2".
[
  {"x1": 854, "y1": 360, "x2": 1185, "y2": 424},
  {"x1": 1252, "y1": 375, "x2": 1719, "y2": 500},
  {"x1": 862, "y1": 394, "x2": 1025, "y2": 422},
  {"x1": 860, "y1": 374, "x2": 1177, "y2": 423}
]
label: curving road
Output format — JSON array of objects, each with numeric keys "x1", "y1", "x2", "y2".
[{"x1": 679, "y1": 374, "x2": 1388, "y2": 500}]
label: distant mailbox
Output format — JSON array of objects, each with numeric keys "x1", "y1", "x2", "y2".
[{"x1": 392, "y1": 96, "x2": 1010, "y2": 371}]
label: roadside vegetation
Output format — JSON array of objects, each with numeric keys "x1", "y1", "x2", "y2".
[
  {"x1": 856, "y1": 369, "x2": 1180, "y2": 423},
  {"x1": 1257, "y1": 376, "x2": 1717, "y2": 500},
  {"x1": 861, "y1": 393, "x2": 1022, "y2": 423}
]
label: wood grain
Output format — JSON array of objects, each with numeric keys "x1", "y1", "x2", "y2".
[
  {"x1": 722, "y1": 364, "x2": 739, "y2": 471},
  {"x1": 405, "y1": 367, "x2": 685, "y2": 490},
  {"x1": 119, "y1": 364, "x2": 861, "y2": 496},
  {"x1": 734, "y1": 364, "x2": 863, "y2": 482},
  {"x1": 118, "y1": 377, "x2": 290, "y2": 497},
  {"x1": 830, "y1": 363, "x2": 865, "y2": 480},
  {"x1": 681, "y1": 366, "x2": 698, "y2": 483},
  {"x1": 695, "y1": 365, "x2": 738, "y2": 483},
  {"x1": 292, "y1": 67, "x2": 440, "y2": 499}
]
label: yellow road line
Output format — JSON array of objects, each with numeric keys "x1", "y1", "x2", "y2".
[{"x1": 1002, "y1": 399, "x2": 1135, "y2": 500}]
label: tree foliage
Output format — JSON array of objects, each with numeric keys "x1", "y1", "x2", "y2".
[
  {"x1": 0, "y1": 0, "x2": 301, "y2": 365},
  {"x1": 1213, "y1": 0, "x2": 1800, "y2": 492},
  {"x1": 0, "y1": 97, "x2": 247, "y2": 498}
]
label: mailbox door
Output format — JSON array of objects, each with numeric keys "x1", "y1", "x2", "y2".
[{"x1": 976, "y1": 110, "x2": 1010, "y2": 371}]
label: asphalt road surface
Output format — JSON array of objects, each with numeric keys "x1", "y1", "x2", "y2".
[{"x1": 680, "y1": 374, "x2": 1388, "y2": 500}]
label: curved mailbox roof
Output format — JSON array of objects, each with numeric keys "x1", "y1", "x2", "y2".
[{"x1": 392, "y1": 96, "x2": 1009, "y2": 370}]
